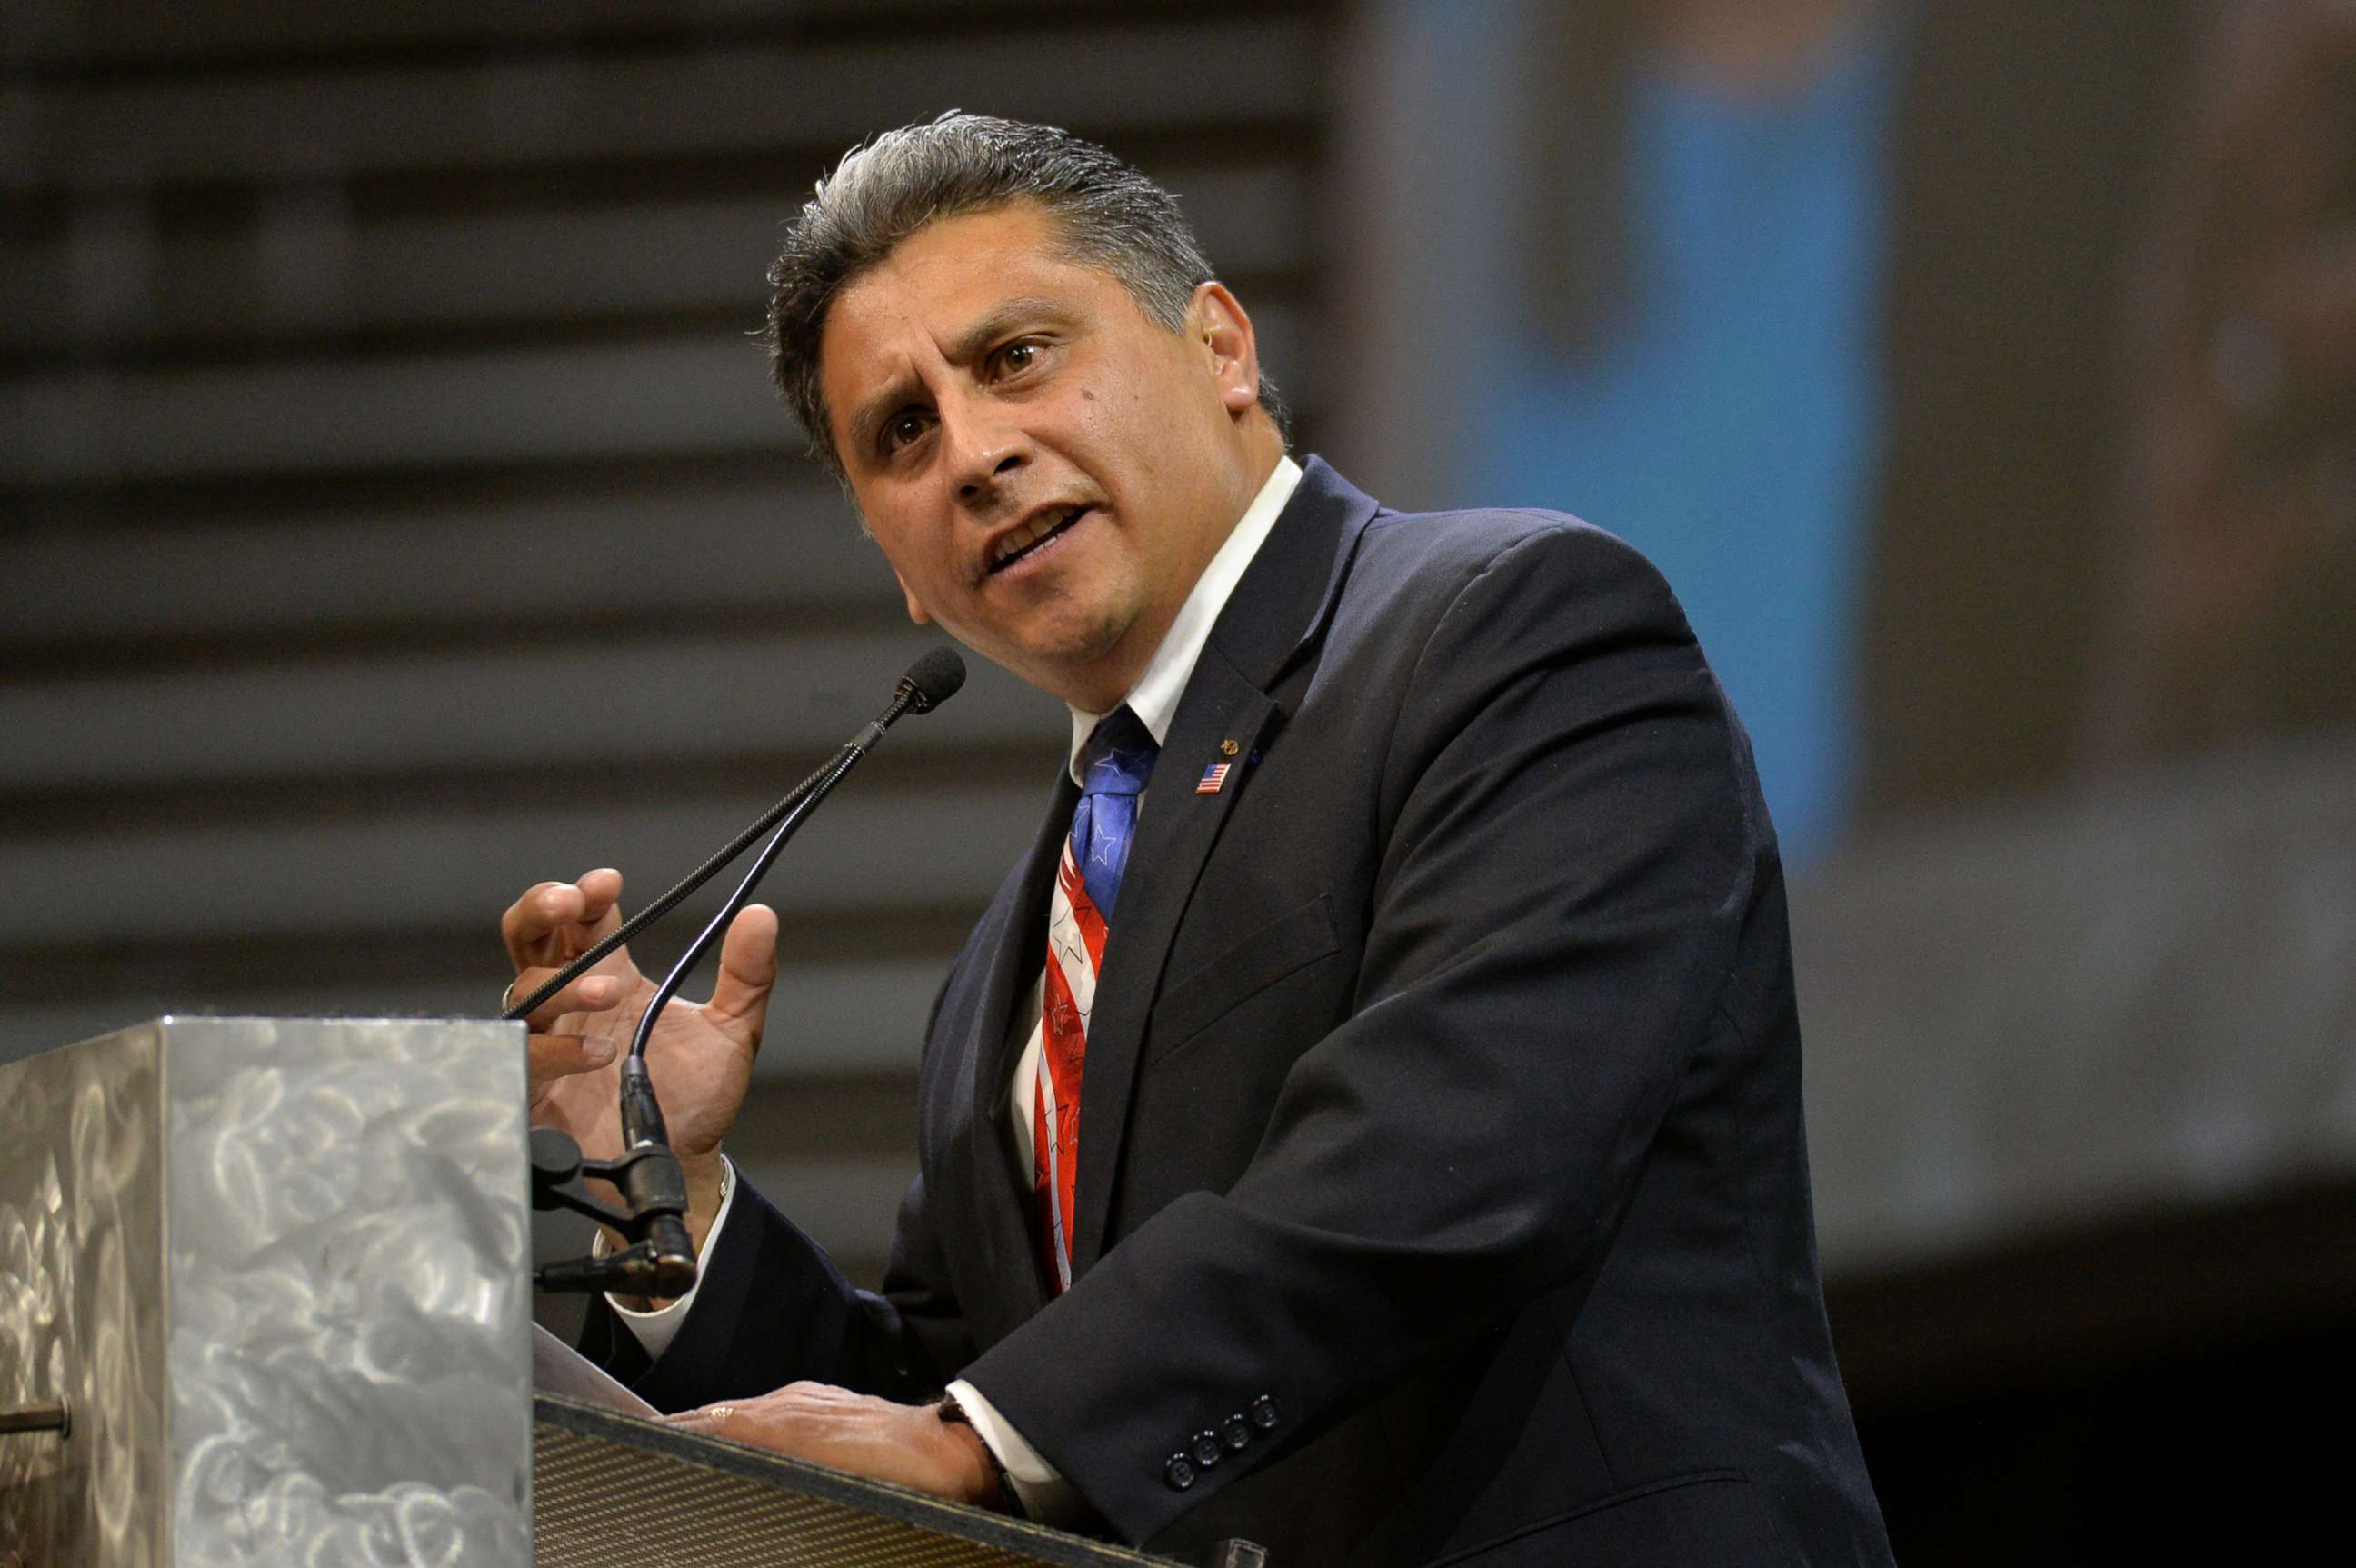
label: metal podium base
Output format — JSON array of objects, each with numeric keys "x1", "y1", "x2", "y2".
[
  {"x1": 534, "y1": 1395, "x2": 1182, "y2": 1568},
  {"x1": 0, "y1": 1017, "x2": 532, "y2": 1567}
]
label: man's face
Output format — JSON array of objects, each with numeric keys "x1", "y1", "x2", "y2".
[{"x1": 818, "y1": 202, "x2": 1272, "y2": 712}]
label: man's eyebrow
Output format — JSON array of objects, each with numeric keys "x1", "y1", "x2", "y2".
[
  {"x1": 943, "y1": 296, "x2": 1072, "y2": 367},
  {"x1": 846, "y1": 374, "x2": 921, "y2": 460}
]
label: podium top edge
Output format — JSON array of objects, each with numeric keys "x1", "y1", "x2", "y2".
[
  {"x1": 5, "y1": 1014, "x2": 524, "y2": 1064},
  {"x1": 146, "y1": 1014, "x2": 524, "y2": 1027},
  {"x1": 533, "y1": 1395, "x2": 1188, "y2": 1568}
]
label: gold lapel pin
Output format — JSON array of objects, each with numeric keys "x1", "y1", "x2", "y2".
[{"x1": 1219, "y1": 739, "x2": 1241, "y2": 756}]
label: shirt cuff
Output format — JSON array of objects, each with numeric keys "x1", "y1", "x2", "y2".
[
  {"x1": 944, "y1": 1378, "x2": 1086, "y2": 1525},
  {"x1": 603, "y1": 1155, "x2": 737, "y2": 1362}
]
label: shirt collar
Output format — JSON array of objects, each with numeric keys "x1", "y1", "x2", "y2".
[{"x1": 1067, "y1": 454, "x2": 1303, "y2": 784}]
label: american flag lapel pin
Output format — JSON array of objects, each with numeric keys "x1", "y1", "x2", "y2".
[{"x1": 1196, "y1": 761, "x2": 1232, "y2": 795}]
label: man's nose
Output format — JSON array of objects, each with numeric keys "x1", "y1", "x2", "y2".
[{"x1": 943, "y1": 399, "x2": 1030, "y2": 504}]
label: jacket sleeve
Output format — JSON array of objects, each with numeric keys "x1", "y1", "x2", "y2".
[
  {"x1": 580, "y1": 1163, "x2": 980, "y2": 1412},
  {"x1": 581, "y1": 959, "x2": 987, "y2": 1411},
  {"x1": 954, "y1": 521, "x2": 1763, "y2": 1542}
]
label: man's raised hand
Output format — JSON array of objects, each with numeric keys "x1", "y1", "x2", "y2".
[{"x1": 500, "y1": 867, "x2": 779, "y2": 1256}]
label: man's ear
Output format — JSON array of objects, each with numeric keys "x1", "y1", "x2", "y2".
[
  {"x1": 895, "y1": 571, "x2": 933, "y2": 625},
  {"x1": 1189, "y1": 281, "x2": 1263, "y2": 419}
]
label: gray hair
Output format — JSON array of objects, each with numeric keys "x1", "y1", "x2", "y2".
[{"x1": 764, "y1": 112, "x2": 1290, "y2": 480}]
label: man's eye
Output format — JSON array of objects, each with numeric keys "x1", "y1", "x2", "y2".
[
  {"x1": 997, "y1": 340, "x2": 1041, "y2": 375},
  {"x1": 884, "y1": 412, "x2": 930, "y2": 453}
]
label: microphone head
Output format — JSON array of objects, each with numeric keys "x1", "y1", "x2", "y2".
[{"x1": 898, "y1": 647, "x2": 967, "y2": 714}]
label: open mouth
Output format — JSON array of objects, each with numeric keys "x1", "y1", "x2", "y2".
[{"x1": 987, "y1": 504, "x2": 1093, "y2": 574}]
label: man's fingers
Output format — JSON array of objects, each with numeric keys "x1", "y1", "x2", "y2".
[
  {"x1": 573, "y1": 867, "x2": 625, "y2": 930},
  {"x1": 515, "y1": 969, "x2": 625, "y2": 1087},
  {"x1": 518, "y1": 969, "x2": 627, "y2": 1032},
  {"x1": 666, "y1": 1403, "x2": 743, "y2": 1436},
  {"x1": 664, "y1": 1384, "x2": 842, "y2": 1445},
  {"x1": 526, "y1": 1029, "x2": 620, "y2": 1086},
  {"x1": 665, "y1": 1390, "x2": 797, "y2": 1448},
  {"x1": 501, "y1": 868, "x2": 627, "y2": 968},
  {"x1": 500, "y1": 880, "x2": 573, "y2": 967},
  {"x1": 704, "y1": 904, "x2": 780, "y2": 1042}
]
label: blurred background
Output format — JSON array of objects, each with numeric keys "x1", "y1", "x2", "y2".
[{"x1": 2, "y1": 1, "x2": 2350, "y2": 1558}]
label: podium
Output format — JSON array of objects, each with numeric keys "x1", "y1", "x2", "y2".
[{"x1": 0, "y1": 1020, "x2": 1199, "y2": 1567}]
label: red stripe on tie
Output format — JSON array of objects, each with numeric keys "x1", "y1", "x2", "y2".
[{"x1": 1037, "y1": 842, "x2": 1105, "y2": 1292}]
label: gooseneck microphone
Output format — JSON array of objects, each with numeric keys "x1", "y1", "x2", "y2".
[
  {"x1": 503, "y1": 647, "x2": 966, "y2": 1025},
  {"x1": 896, "y1": 645, "x2": 970, "y2": 713},
  {"x1": 524, "y1": 648, "x2": 966, "y2": 1298}
]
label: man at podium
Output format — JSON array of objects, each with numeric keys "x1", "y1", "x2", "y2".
[{"x1": 502, "y1": 115, "x2": 1892, "y2": 1567}]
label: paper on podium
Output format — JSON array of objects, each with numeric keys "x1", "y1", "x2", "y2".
[{"x1": 534, "y1": 1323, "x2": 660, "y2": 1418}]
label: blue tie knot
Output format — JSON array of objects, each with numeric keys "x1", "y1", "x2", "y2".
[
  {"x1": 1081, "y1": 706, "x2": 1157, "y2": 799},
  {"x1": 1072, "y1": 706, "x2": 1157, "y2": 918}
]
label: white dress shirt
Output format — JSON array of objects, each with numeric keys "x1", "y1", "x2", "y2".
[{"x1": 614, "y1": 455, "x2": 1305, "y2": 1521}]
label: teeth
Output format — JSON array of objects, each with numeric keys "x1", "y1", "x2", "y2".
[{"x1": 992, "y1": 506, "x2": 1080, "y2": 567}]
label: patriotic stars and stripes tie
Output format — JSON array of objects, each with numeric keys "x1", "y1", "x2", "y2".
[{"x1": 1036, "y1": 705, "x2": 1158, "y2": 1293}]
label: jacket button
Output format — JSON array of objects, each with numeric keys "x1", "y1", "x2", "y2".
[
  {"x1": 1221, "y1": 1413, "x2": 1253, "y2": 1452},
  {"x1": 1249, "y1": 1393, "x2": 1281, "y2": 1431},
  {"x1": 1164, "y1": 1453, "x2": 1197, "y2": 1492},
  {"x1": 1191, "y1": 1430, "x2": 1224, "y2": 1468}
]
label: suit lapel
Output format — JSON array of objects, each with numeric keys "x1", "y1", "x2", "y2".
[
  {"x1": 1068, "y1": 457, "x2": 1382, "y2": 1274},
  {"x1": 948, "y1": 769, "x2": 1073, "y2": 1333},
  {"x1": 1069, "y1": 654, "x2": 1279, "y2": 1273}
]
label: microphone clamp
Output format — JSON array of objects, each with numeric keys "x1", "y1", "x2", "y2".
[{"x1": 528, "y1": 1118, "x2": 698, "y2": 1299}]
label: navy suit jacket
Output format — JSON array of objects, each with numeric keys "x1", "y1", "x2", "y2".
[{"x1": 589, "y1": 458, "x2": 1893, "y2": 1566}]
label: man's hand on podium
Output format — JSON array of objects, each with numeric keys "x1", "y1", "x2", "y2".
[
  {"x1": 503, "y1": 867, "x2": 778, "y2": 1268},
  {"x1": 664, "y1": 1383, "x2": 1003, "y2": 1509}
]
